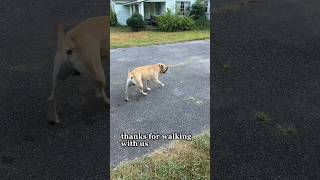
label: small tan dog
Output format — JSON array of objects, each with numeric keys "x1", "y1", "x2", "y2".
[
  {"x1": 47, "y1": 16, "x2": 109, "y2": 124},
  {"x1": 125, "y1": 63, "x2": 169, "y2": 101}
]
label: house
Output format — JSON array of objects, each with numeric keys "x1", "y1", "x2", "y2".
[{"x1": 111, "y1": 0, "x2": 210, "y2": 25}]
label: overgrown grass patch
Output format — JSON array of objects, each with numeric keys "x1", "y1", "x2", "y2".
[
  {"x1": 256, "y1": 111, "x2": 272, "y2": 123},
  {"x1": 111, "y1": 130, "x2": 210, "y2": 180},
  {"x1": 111, "y1": 26, "x2": 210, "y2": 49},
  {"x1": 222, "y1": 63, "x2": 232, "y2": 71},
  {"x1": 273, "y1": 124, "x2": 298, "y2": 138}
]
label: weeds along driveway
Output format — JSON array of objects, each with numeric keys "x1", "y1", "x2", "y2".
[
  {"x1": 110, "y1": 27, "x2": 210, "y2": 49},
  {"x1": 110, "y1": 40, "x2": 210, "y2": 167}
]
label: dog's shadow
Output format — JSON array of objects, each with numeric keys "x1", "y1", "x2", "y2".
[
  {"x1": 81, "y1": 97, "x2": 109, "y2": 125},
  {"x1": 57, "y1": 93, "x2": 109, "y2": 126},
  {"x1": 120, "y1": 84, "x2": 163, "y2": 105},
  {"x1": 54, "y1": 77, "x2": 110, "y2": 126}
]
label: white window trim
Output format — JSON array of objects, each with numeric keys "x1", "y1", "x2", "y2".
[{"x1": 176, "y1": 1, "x2": 191, "y2": 15}]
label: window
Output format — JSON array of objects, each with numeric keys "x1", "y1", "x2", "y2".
[
  {"x1": 155, "y1": 3, "x2": 161, "y2": 15},
  {"x1": 176, "y1": 1, "x2": 191, "y2": 15},
  {"x1": 204, "y1": 0, "x2": 209, "y2": 13},
  {"x1": 132, "y1": 4, "x2": 139, "y2": 13}
]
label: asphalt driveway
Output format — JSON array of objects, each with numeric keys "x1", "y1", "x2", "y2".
[
  {"x1": 110, "y1": 40, "x2": 210, "y2": 167},
  {"x1": 213, "y1": 0, "x2": 320, "y2": 179},
  {"x1": 0, "y1": 1, "x2": 110, "y2": 179}
]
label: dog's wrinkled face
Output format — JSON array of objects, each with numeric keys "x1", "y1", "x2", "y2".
[{"x1": 159, "y1": 63, "x2": 168, "y2": 73}]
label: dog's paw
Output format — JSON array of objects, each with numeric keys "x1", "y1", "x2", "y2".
[
  {"x1": 161, "y1": 83, "x2": 165, "y2": 87},
  {"x1": 103, "y1": 97, "x2": 110, "y2": 105},
  {"x1": 146, "y1": 87, "x2": 151, "y2": 91},
  {"x1": 47, "y1": 110, "x2": 60, "y2": 125},
  {"x1": 48, "y1": 116, "x2": 60, "y2": 125},
  {"x1": 142, "y1": 92, "x2": 148, "y2": 96}
]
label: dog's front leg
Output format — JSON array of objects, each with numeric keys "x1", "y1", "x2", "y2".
[
  {"x1": 155, "y1": 79, "x2": 165, "y2": 87},
  {"x1": 47, "y1": 53, "x2": 68, "y2": 124},
  {"x1": 152, "y1": 74, "x2": 165, "y2": 87}
]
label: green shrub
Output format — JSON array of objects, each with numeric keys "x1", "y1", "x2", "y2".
[
  {"x1": 190, "y1": 0, "x2": 206, "y2": 21},
  {"x1": 110, "y1": 10, "x2": 118, "y2": 26},
  {"x1": 126, "y1": 13, "x2": 145, "y2": 31},
  {"x1": 194, "y1": 16, "x2": 210, "y2": 30},
  {"x1": 189, "y1": 0, "x2": 209, "y2": 29},
  {"x1": 156, "y1": 9, "x2": 195, "y2": 32},
  {"x1": 177, "y1": 16, "x2": 195, "y2": 31}
]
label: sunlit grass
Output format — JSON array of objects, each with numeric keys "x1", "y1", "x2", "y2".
[
  {"x1": 111, "y1": 26, "x2": 210, "y2": 49},
  {"x1": 111, "y1": 130, "x2": 210, "y2": 180}
]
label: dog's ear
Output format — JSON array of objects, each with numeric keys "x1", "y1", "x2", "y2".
[{"x1": 158, "y1": 63, "x2": 164, "y2": 70}]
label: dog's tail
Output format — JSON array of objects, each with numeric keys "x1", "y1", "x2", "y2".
[
  {"x1": 127, "y1": 69, "x2": 133, "y2": 79},
  {"x1": 57, "y1": 24, "x2": 65, "y2": 52}
]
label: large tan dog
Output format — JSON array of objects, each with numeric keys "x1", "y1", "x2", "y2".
[
  {"x1": 47, "y1": 16, "x2": 109, "y2": 124},
  {"x1": 125, "y1": 63, "x2": 169, "y2": 101}
]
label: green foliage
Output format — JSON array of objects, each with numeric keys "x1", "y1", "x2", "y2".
[
  {"x1": 256, "y1": 111, "x2": 272, "y2": 123},
  {"x1": 194, "y1": 16, "x2": 209, "y2": 30},
  {"x1": 126, "y1": 13, "x2": 145, "y2": 32},
  {"x1": 190, "y1": 0, "x2": 206, "y2": 20},
  {"x1": 156, "y1": 9, "x2": 195, "y2": 32},
  {"x1": 110, "y1": 9, "x2": 118, "y2": 27},
  {"x1": 190, "y1": 0, "x2": 209, "y2": 29},
  {"x1": 111, "y1": 130, "x2": 210, "y2": 179},
  {"x1": 192, "y1": 131, "x2": 210, "y2": 152}
]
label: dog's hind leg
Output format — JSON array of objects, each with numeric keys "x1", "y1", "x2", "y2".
[
  {"x1": 47, "y1": 54, "x2": 72, "y2": 124},
  {"x1": 90, "y1": 64, "x2": 109, "y2": 105},
  {"x1": 81, "y1": 47, "x2": 110, "y2": 105},
  {"x1": 95, "y1": 68, "x2": 110, "y2": 105},
  {"x1": 94, "y1": 77, "x2": 109, "y2": 105},
  {"x1": 124, "y1": 78, "x2": 131, "y2": 101},
  {"x1": 48, "y1": 65, "x2": 61, "y2": 124},
  {"x1": 136, "y1": 77, "x2": 147, "y2": 96},
  {"x1": 48, "y1": 24, "x2": 74, "y2": 124},
  {"x1": 145, "y1": 80, "x2": 151, "y2": 91}
]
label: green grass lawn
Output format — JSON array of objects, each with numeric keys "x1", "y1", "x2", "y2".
[
  {"x1": 111, "y1": 130, "x2": 210, "y2": 180},
  {"x1": 111, "y1": 26, "x2": 210, "y2": 49}
]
